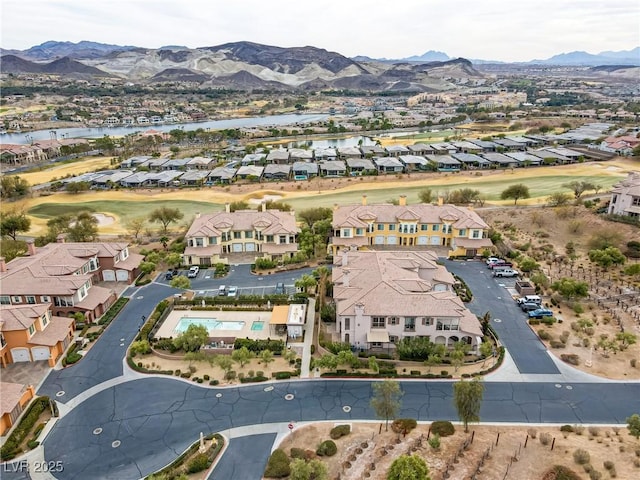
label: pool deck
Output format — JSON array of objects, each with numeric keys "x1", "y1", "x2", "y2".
[{"x1": 156, "y1": 309, "x2": 283, "y2": 341}]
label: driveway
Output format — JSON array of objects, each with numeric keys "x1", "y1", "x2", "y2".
[
  {"x1": 1, "y1": 361, "x2": 50, "y2": 388},
  {"x1": 444, "y1": 259, "x2": 560, "y2": 375}
]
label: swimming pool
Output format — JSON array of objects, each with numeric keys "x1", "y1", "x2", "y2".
[
  {"x1": 175, "y1": 318, "x2": 245, "y2": 333},
  {"x1": 251, "y1": 321, "x2": 265, "y2": 331}
]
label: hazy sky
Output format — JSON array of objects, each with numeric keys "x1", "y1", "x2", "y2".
[{"x1": 1, "y1": 0, "x2": 639, "y2": 61}]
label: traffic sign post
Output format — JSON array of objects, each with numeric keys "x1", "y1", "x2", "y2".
[{"x1": 288, "y1": 422, "x2": 294, "y2": 431}]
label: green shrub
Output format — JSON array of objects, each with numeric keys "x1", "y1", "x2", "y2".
[
  {"x1": 543, "y1": 465, "x2": 583, "y2": 480},
  {"x1": 316, "y1": 440, "x2": 337, "y2": 457},
  {"x1": 209, "y1": 380, "x2": 219, "y2": 386},
  {"x1": 27, "y1": 440, "x2": 40, "y2": 449},
  {"x1": 391, "y1": 418, "x2": 418, "y2": 434},
  {"x1": 330, "y1": 424, "x2": 351, "y2": 439},
  {"x1": 264, "y1": 449, "x2": 290, "y2": 478},
  {"x1": 187, "y1": 453, "x2": 210, "y2": 473},
  {"x1": 428, "y1": 433, "x2": 441, "y2": 450},
  {"x1": 561, "y1": 425, "x2": 574, "y2": 433},
  {"x1": 290, "y1": 447, "x2": 306, "y2": 459},
  {"x1": 573, "y1": 448, "x2": 591, "y2": 465},
  {"x1": 603, "y1": 461, "x2": 615, "y2": 471},
  {"x1": 540, "y1": 432, "x2": 552, "y2": 445},
  {"x1": 0, "y1": 396, "x2": 50, "y2": 461},
  {"x1": 538, "y1": 330, "x2": 551, "y2": 340},
  {"x1": 430, "y1": 421, "x2": 455, "y2": 437},
  {"x1": 274, "y1": 371, "x2": 291, "y2": 380},
  {"x1": 561, "y1": 354, "x2": 580, "y2": 365}
]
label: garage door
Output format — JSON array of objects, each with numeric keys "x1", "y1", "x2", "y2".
[
  {"x1": 116, "y1": 270, "x2": 129, "y2": 282},
  {"x1": 417, "y1": 236, "x2": 428, "y2": 245},
  {"x1": 374, "y1": 235, "x2": 385, "y2": 245},
  {"x1": 245, "y1": 243, "x2": 256, "y2": 252},
  {"x1": 430, "y1": 236, "x2": 440, "y2": 245},
  {"x1": 11, "y1": 348, "x2": 30, "y2": 363},
  {"x1": 387, "y1": 236, "x2": 397, "y2": 245},
  {"x1": 102, "y1": 269, "x2": 116, "y2": 281},
  {"x1": 232, "y1": 243, "x2": 243, "y2": 253},
  {"x1": 31, "y1": 346, "x2": 50, "y2": 361}
]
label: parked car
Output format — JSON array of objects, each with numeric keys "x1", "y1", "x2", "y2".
[
  {"x1": 218, "y1": 285, "x2": 227, "y2": 296},
  {"x1": 486, "y1": 257, "x2": 501, "y2": 265},
  {"x1": 517, "y1": 295, "x2": 542, "y2": 305},
  {"x1": 528, "y1": 308, "x2": 553, "y2": 319},
  {"x1": 275, "y1": 282, "x2": 286, "y2": 295},
  {"x1": 165, "y1": 271, "x2": 174, "y2": 280},
  {"x1": 520, "y1": 302, "x2": 542, "y2": 312},
  {"x1": 187, "y1": 266, "x2": 199, "y2": 278},
  {"x1": 227, "y1": 286, "x2": 238, "y2": 297},
  {"x1": 493, "y1": 269, "x2": 519, "y2": 278}
]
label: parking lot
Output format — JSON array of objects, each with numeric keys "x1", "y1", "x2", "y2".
[{"x1": 156, "y1": 264, "x2": 317, "y2": 297}]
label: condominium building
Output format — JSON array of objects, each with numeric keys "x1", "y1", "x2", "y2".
[
  {"x1": 184, "y1": 204, "x2": 300, "y2": 265},
  {"x1": 331, "y1": 196, "x2": 492, "y2": 257},
  {"x1": 332, "y1": 250, "x2": 483, "y2": 352}
]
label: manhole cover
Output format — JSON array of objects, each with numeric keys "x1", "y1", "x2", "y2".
[
  {"x1": 264, "y1": 386, "x2": 274, "y2": 392},
  {"x1": 93, "y1": 428, "x2": 103, "y2": 435},
  {"x1": 493, "y1": 318, "x2": 502, "y2": 323},
  {"x1": 215, "y1": 393, "x2": 222, "y2": 398},
  {"x1": 112, "y1": 440, "x2": 121, "y2": 448},
  {"x1": 136, "y1": 295, "x2": 144, "y2": 299},
  {"x1": 555, "y1": 384, "x2": 562, "y2": 388},
  {"x1": 56, "y1": 391, "x2": 65, "y2": 397},
  {"x1": 284, "y1": 394, "x2": 295, "y2": 401},
  {"x1": 120, "y1": 343, "x2": 124, "y2": 347},
  {"x1": 343, "y1": 406, "x2": 352, "y2": 413},
  {"x1": 566, "y1": 385, "x2": 573, "y2": 390}
]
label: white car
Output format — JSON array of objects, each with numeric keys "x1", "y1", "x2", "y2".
[
  {"x1": 227, "y1": 286, "x2": 238, "y2": 297},
  {"x1": 486, "y1": 257, "x2": 501, "y2": 265},
  {"x1": 493, "y1": 269, "x2": 519, "y2": 278},
  {"x1": 187, "y1": 266, "x2": 199, "y2": 278}
]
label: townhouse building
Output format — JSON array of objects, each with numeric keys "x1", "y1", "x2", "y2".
[
  {"x1": 333, "y1": 250, "x2": 483, "y2": 352},
  {"x1": 0, "y1": 240, "x2": 142, "y2": 322},
  {"x1": 331, "y1": 196, "x2": 492, "y2": 257},
  {"x1": 608, "y1": 172, "x2": 640, "y2": 218},
  {"x1": 183, "y1": 205, "x2": 300, "y2": 266}
]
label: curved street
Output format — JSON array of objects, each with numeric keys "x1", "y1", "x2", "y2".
[{"x1": 3, "y1": 262, "x2": 639, "y2": 480}]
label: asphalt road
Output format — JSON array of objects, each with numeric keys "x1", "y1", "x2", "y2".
[
  {"x1": 210, "y1": 434, "x2": 276, "y2": 480},
  {"x1": 444, "y1": 259, "x2": 560, "y2": 375},
  {"x1": 41, "y1": 377, "x2": 640, "y2": 480}
]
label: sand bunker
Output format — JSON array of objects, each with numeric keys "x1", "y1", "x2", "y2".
[{"x1": 93, "y1": 213, "x2": 115, "y2": 226}]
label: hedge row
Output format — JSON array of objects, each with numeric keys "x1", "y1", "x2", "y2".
[
  {"x1": 98, "y1": 297, "x2": 130, "y2": 326},
  {"x1": 126, "y1": 356, "x2": 174, "y2": 375},
  {"x1": 177, "y1": 294, "x2": 290, "y2": 307},
  {"x1": 468, "y1": 346, "x2": 506, "y2": 378},
  {"x1": 0, "y1": 397, "x2": 50, "y2": 461},
  {"x1": 321, "y1": 371, "x2": 454, "y2": 379},
  {"x1": 138, "y1": 300, "x2": 169, "y2": 341},
  {"x1": 62, "y1": 344, "x2": 82, "y2": 366},
  {"x1": 234, "y1": 338, "x2": 285, "y2": 353},
  {"x1": 145, "y1": 433, "x2": 224, "y2": 480}
]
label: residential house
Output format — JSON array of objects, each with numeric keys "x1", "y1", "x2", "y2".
[
  {"x1": 288, "y1": 148, "x2": 313, "y2": 163},
  {"x1": 207, "y1": 167, "x2": 237, "y2": 184},
  {"x1": 235, "y1": 165, "x2": 264, "y2": 181},
  {"x1": 161, "y1": 158, "x2": 191, "y2": 171},
  {"x1": 527, "y1": 149, "x2": 570, "y2": 165},
  {"x1": 241, "y1": 153, "x2": 267, "y2": 165},
  {"x1": 0, "y1": 241, "x2": 142, "y2": 322},
  {"x1": 450, "y1": 141, "x2": 484, "y2": 154},
  {"x1": 407, "y1": 143, "x2": 435, "y2": 156},
  {"x1": 331, "y1": 196, "x2": 491, "y2": 256},
  {"x1": 332, "y1": 250, "x2": 483, "y2": 353},
  {"x1": 480, "y1": 152, "x2": 519, "y2": 168},
  {"x1": 0, "y1": 303, "x2": 74, "y2": 367},
  {"x1": 186, "y1": 156, "x2": 217, "y2": 170},
  {"x1": 119, "y1": 172, "x2": 149, "y2": 188},
  {"x1": 360, "y1": 145, "x2": 386, "y2": 158},
  {"x1": 430, "y1": 143, "x2": 457, "y2": 155},
  {"x1": 313, "y1": 147, "x2": 337, "y2": 161},
  {"x1": 144, "y1": 171, "x2": 183, "y2": 187},
  {"x1": 492, "y1": 138, "x2": 526, "y2": 151},
  {"x1": 425, "y1": 155, "x2": 461, "y2": 172},
  {"x1": 120, "y1": 156, "x2": 151, "y2": 169},
  {"x1": 468, "y1": 139, "x2": 500, "y2": 152},
  {"x1": 292, "y1": 161, "x2": 319, "y2": 180},
  {"x1": 608, "y1": 172, "x2": 640, "y2": 218},
  {"x1": 265, "y1": 150, "x2": 290, "y2": 165},
  {"x1": 503, "y1": 152, "x2": 543, "y2": 166},
  {"x1": 337, "y1": 146, "x2": 363, "y2": 160},
  {"x1": 374, "y1": 157, "x2": 404, "y2": 174},
  {"x1": 385, "y1": 145, "x2": 410, "y2": 157},
  {"x1": 179, "y1": 170, "x2": 209, "y2": 186},
  {"x1": 183, "y1": 206, "x2": 300, "y2": 265},
  {"x1": 319, "y1": 160, "x2": 347, "y2": 177},
  {"x1": 398, "y1": 155, "x2": 429, "y2": 171},
  {"x1": 451, "y1": 153, "x2": 491, "y2": 169},
  {"x1": 346, "y1": 158, "x2": 376, "y2": 176},
  {"x1": 263, "y1": 164, "x2": 291, "y2": 181},
  {"x1": 1, "y1": 382, "x2": 35, "y2": 435},
  {"x1": 92, "y1": 170, "x2": 135, "y2": 189}
]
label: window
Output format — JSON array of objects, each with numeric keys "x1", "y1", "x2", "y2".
[
  {"x1": 341, "y1": 228, "x2": 351, "y2": 238},
  {"x1": 121, "y1": 248, "x2": 129, "y2": 260},
  {"x1": 114, "y1": 255, "x2": 119, "y2": 264},
  {"x1": 421, "y1": 224, "x2": 428, "y2": 231},
  {"x1": 279, "y1": 235, "x2": 287, "y2": 244},
  {"x1": 11, "y1": 296, "x2": 22, "y2": 304},
  {"x1": 458, "y1": 229, "x2": 466, "y2": 236},
  {"x1": 371, "y1": 342, "x2": 383, "y2": 348},
  {"x1": 26, "y1": 296, "x2": 36, "y2": 304},
  {"x1": 0, "y1": 296, "x2": 10, "y2": 305},
  {"x1": 209, "y1": 236, "x2": 217, "y2": 245},
  {"x1": 41, "y1": 314, "x2": 49, "y2": 327},
  {"x1": 372, "y1": 317, "x2": 385, "y2": 328},
  {"x1": 389, "y1": 335, "x2": 398, "y2": 343},
  {"x1": 633, "y1": 197, "x2": 640, "y2": 206},
  {"x1": 432, "y1": 225, "x2": 439, "y2": 231},
  {"x1": 388, "y1": 224, "x2": 396, "y2": 231},
  {"x1": 89, "y1": 258, "x2": 99, "y2": 271},
  {"x1": 422, "y1": 317, "x2": 433, "y2": 326},
  {"x1": 472, "y1": 230, "x2": 480, "y2": 239},
  {"x1": 54, "y1": 297, "x2": 73, "y2": 307},
  {"x1": 266, "y1": 235, "x2": 274, "y2": 243},
  {"x1": 245, "y1": 231, "x2": 253, "y2": 239},
  {"x1": 195, "y1": 237, "x2": 204, "y2": 246},
  {"x1": 233, "y1": 231, "x2": 242, "y2": 239},
  {"x1": 377, "y1": 224, "x2": 384, "y2": 231},
  {"x1": 28, "y1": 324, "x2": 36, "y2": 336},
  {"x1": 404, "y1": 317, "x2": 416, "y2": 332},
  {"x1": 355, "y1": 228, "x2": 364, "y2": 236},
  {"x1": 41, "y1": 295, "x2": 50, "y2": 303},
  {"x1": 344, "y1": 318, "x2": 350, "y2": 330},
  {"x1": 387, "y1": 317, "x2": 398, "y2": 325}
]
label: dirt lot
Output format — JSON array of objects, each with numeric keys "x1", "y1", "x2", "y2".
[{"x1": 278, "y1": 422, "x2": 640, "y2": 480}]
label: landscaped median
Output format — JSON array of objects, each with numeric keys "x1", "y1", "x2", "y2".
[
  {"x1": 0, "y1": 396, "x2": 57, "y2": 461},
  {"x1": 144, "y1": 433, "x2": 224, "y2": 480}
]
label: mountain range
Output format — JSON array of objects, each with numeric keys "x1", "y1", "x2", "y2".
[{"x1": 0, "y1": 41, "x2": 638, "y2": 91}]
